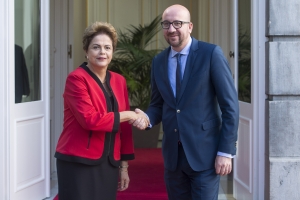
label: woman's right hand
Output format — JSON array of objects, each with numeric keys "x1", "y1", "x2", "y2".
[
  {"x1": 119, "y1": 110, "x2": 149, "y2": 129},
  {"x1": 119, "y1": 111, "x2": 138, "y2": 122},
  {"x1": 129, "y1": 108, "x2": 150, "y2": 130}
]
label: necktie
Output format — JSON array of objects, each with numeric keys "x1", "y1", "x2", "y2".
[{"x1": 175, "y1": 53, "x2": 182, "y2": 99}]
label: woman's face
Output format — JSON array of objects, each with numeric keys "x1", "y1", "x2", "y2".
[{"x1": 86, "y1": 33, "x2": 113, "y2": 69}]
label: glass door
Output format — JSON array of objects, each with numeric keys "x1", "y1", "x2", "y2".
[
  {"x1": 233, "y1": 0, "x2": 254, "y2": 199},
  {"x1": 15, "y1": 0, "x2": 40, "y2": 103},
  {"x1": 10, "y1": 0, "x2": 50, "y2": 199},
  {"x1": 219, "y1": 0, "x2": 265, "y2": 199}
]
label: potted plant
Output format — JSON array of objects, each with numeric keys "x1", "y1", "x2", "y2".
[{"x1": 109, "y1": 15, "x2": 163, "y2": 148}]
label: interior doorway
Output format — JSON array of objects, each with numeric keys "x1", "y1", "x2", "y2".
[
  {"x1": 49, "y1": 1, "x2": 265, "y2": 199},
  {"x1": 210, "y1": 1, "x2": 266, "y2": 199}
]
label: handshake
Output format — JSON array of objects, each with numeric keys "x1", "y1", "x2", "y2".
[{"x1": 128, "y1": 108, "x2": 150, "y2": 130}]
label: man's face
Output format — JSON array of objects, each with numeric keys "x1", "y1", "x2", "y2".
[{"x1": 162, "y1": 8, "x2": 193, "y2": 52}]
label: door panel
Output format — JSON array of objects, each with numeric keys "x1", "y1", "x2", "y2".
[
  {"x1": 210, "y1": 0, "x2": 254, "y2": 199},
  {"x1": 11, "y1": 0, "x2": 50, "y2": 199},
  {"x1": 235, "y1": 117, "x2": 252, "y2": 192},
  {"x1": 15, "y1": 0, "x2": 41, "y2": 104},
  {"x1": 237, "y1": 0, "x2": 251, "y2": 103},
  {"x1": 233, "y1": 0, "x2": 254, "y2": 199},
  {"x1": 234, "y1": 102, "x2": 253, "y2": 199},
  {"x1": 13, "y1": 105, "x2": 47, "y2": 199},
  {"x1": 14, "y1": 114, "x2": 45, "y2": 192}
]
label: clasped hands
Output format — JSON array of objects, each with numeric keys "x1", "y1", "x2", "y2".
[{"x1": 129, "y1": 108, "x2": 149, "y2": 130}]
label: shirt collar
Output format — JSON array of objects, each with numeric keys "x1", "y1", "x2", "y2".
[{"x1": 171, "y1": 37, "x2": 192, "y2": 58}]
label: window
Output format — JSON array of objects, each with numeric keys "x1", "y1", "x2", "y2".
[
  {"x1": 238, "y1": 0, "x2": 251, "y2": 103},
  {"x1": 15, "y1": 0, "x2": 40, "y2": 103}
]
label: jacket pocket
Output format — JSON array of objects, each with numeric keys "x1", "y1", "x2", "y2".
[
  {"x1": 202, "y1": 118, "x2": 221, "y2": 130},
  {"x1": 86, "y1": 131, "x2": 93, "y2": 149}
]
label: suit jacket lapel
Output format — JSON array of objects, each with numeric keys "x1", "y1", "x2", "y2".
[{"x1": 177, "y1": 38, "x2": 199, "y2": 103}]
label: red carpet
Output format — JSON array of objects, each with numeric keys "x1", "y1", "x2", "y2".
[
  {"x1": 53, "y1": 148, "x2": 167, "y2": 200},
  {"x1": 117, "y1": 148, "x2": 167, "y2": 200}
]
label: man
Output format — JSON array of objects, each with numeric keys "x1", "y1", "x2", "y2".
[{"x1": 133, "y1": 4, "x2": 239, "y2": 200}]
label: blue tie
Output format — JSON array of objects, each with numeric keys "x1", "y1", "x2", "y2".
[{"x1": 176, "y1": 53, "x2": 182, "y2": 99}]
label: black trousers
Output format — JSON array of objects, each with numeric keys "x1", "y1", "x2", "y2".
[
  {"x1": 56, "y1": 157, "x2": 119, "y2": 200},
  {"x1": 164, "y1": 144, "x2": 220, "y2": 200}
]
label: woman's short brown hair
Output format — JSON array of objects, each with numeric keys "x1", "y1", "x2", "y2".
[{"x1": 82, "y1": 21, "x2": 118, "y2": 52}]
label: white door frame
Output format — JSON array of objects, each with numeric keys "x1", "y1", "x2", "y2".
[
  {"x1": 251, "y1": 0, "x2": 266, "y2": 198},
  {"x1": 11, "y1": 0, "x2": 50, "y2": 199},
  {"x1": 232, "y1": 0, "x2": 266, "y2": 199},
  {"x1": 1, "y1": 0, "x2": 50, "y2": 199},
  {"x1": 210, "y1": 0, "x2": 266, "y2": 199},
  {"x1": 233, "y1": 0, "x2": 266, "y2": 199},
  {"x1": 0, "y1": 0, "x2": 14, "y2": 199}
]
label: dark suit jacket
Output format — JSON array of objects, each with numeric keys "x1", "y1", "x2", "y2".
[
  {"x1": 146, "y1": 38, "x2": 239, "y2": 171},
  {"x1": 15, "y1": 44, "x2": 30, "y2": 103}
]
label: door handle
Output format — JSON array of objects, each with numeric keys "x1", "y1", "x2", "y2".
[
  {"x1": 68, "y1": 44, "x2": 72, "y2": 59},
  {"x1": 229, "y1": 51, "x2": 234, "y2": 58}
]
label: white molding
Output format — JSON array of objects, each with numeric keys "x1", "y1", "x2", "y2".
[
  {"x1": 252, "y1": 0, "x2": 267, "y2": 199},
  {"x1": 41, "y1": 0, "x2": 51, "y2": 197},
  {"x1": 0, "y1": 0, "x2": 15, "y2": 199},
  {"x1": 0, "y1": 0, "x2": 14, "y2": 199},
  {"x1": 13, "y1": 116, "x2": 45, "y2": 192},
  {"x1": 233, "y1": 0, "x2": 238, "y2": 89},
  {"x1": 68, "y1": 0, "x2": 74, "y2": 74}
]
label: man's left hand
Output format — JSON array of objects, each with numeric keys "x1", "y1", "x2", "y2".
[{"x1": 215, "y1": 156, "x2": 232, "y2": 176}]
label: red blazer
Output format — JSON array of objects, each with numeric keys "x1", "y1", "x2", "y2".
[{"x1": 55, "y1": 63, "x2": 134, "y2": 166}]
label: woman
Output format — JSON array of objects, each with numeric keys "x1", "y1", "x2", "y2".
[{"x1": 54, "y1": 21, "x2": 147, "y2": 200}]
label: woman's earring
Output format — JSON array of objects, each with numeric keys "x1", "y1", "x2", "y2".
[{"x1": 86, "y1": 56, "x2": 89, "y2": 60}]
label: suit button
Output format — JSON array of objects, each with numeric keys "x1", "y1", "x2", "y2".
[
  {"x1": 174, "y1": 129, "x2": 177, "y2": 132},
  {"x1": 177, "y1": 109, "x2": 180, "y2": 113}
]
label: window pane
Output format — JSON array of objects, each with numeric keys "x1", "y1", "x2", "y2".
[
  {"x1": 238, "y1": 0, "x2": 251, "y2": 103},
  {"x1": 15, "y1": 0, "x2": 40, "y2": 103}
]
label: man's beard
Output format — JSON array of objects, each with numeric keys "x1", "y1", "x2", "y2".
[{"x1": 166, "y1": 35, "x2": 183, "y2": 48}]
